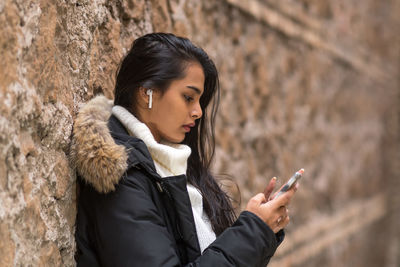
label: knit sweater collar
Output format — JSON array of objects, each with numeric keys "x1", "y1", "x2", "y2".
[{"x1": 112, "y1": 105, "x2": 191, "y2": 176}]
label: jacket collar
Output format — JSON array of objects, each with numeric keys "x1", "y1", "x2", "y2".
[{"x1": 71, "y1": 95, "x2": 159, "y2": 193}]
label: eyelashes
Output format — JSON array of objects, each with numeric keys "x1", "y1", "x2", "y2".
[{"x1": 184, "y1": 94, "x2": 194, "y2": 102}]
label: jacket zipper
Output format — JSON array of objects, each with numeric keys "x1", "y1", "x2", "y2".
[{"x1": 156, "y1": 181, "x2": 163, "y2": 193}]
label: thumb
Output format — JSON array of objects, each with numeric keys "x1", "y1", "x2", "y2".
[{"x1": 274, "y1": 187, "x2": 295, "y2": 206}]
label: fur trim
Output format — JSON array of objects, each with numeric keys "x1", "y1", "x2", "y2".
[{"x1": 71, "y1": 95, "x2": 128, "y2": 193}]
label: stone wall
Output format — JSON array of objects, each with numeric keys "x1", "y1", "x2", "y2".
[{"x1": 0, "y1": 0, "x2": 398, "y2": 266}]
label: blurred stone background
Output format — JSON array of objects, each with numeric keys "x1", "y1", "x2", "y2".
[{"x1": 0, "y1": 0, "x2": 398, "y2": 266}]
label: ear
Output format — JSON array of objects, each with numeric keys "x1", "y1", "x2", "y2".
[{"x1": 138, "y1": 87, "x2": 150, "y2": 106}]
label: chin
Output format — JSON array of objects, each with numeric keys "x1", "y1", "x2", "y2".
[{"x1": 164, "y1": 134, "x2": 185, "y2": 144}]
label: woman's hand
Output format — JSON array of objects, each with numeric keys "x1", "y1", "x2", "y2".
[
  {"x1": 246, "y1": 178, "x2": 298, "y2": 233},
  {"x1": 263, "y1": 176, "x2": 277, "y2": 201}
]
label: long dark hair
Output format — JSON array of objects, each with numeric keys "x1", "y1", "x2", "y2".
[{"x1": 114, "y1": 33, "x2": 236, "y2": 235}]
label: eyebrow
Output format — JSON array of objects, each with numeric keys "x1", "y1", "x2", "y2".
[{"x1": 186, "y1": 86, "x2": 203, "y2": 95}]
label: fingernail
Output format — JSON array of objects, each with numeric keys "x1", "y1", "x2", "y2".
[
  {"x1": 295, "y1": 183, "x2": 300, "y2": 189},
  {"x1": 272, "y1": 177, "x2": 277, "y2": 180}
]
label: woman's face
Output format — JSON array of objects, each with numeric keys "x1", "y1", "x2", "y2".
[{"x1": 144, "y1": 63, "x2": 205, "y2": 143}]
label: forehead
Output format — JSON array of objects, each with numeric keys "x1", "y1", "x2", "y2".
[
  {"x1": 171, "y1": 63, "x2": 205, "y2": 93},
  {"x1": 183, "y1": 63, "x2": 205, "y2": 84}
]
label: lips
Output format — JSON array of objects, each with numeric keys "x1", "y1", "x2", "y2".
[
  {"x1": 185, "y1": 123, "x2": 195, "y2": 127},
  {"x1": 183, "y1": 122, "x2": 195, "y2": 132}
]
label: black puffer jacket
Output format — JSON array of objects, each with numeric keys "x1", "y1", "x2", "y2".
[{"x1": 72, "y1": 96, "x2": 284, "y2": 266}]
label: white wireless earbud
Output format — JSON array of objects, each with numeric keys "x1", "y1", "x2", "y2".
[{"x1": 146, "y1": 89, "x2": 153, "y2": 109}]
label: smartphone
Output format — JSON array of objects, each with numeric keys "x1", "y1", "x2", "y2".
[{"x1": 273, "y1": 168, "x2": 304, "y2": 199}]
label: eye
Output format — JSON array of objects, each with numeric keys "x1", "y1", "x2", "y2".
[{"x1": 184, "y1": 94, "x2": 194, "y2": 102}]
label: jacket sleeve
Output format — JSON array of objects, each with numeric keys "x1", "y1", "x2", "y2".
[
  {"x1": 85, "y1": 169, "x2": 283, "y2": 267},
  {"x1": 194, "y1": 211, "x2": 283, "y2": 267}
]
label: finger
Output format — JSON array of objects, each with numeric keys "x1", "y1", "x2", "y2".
[
  {"x1": 251, "y1": 193, "x2": 267, "y2": 205},
  {"x1": 271, "y1": 181, "x2": 290, "y2": 199},
  {"x1": 280, "y1": 215, "x2": 290, "y2": 229},
  {"x1": 274, "y1": 187, "x2": 296, "y2": 206},
  {"x1": 272, "y1": 179, "x2": 301, "y2": 199},
  {"x1": 263, "y1": 177, "x2": 277, "y2": 201},
  {"x1": 278, "y1": 205, "x2": 287, "y2": 216},
  {"x1": 279, "y1": 207, "x2": 289, "y2": 221},
  {"x1": 287, "y1": 182, "x2": 299, "y2": 195},
  {"x1": 274, "y1": 213, "x2": 289, "y2": 233},
  {"x1": 294, "y1": 182, "x2": 300, "y2": 192},
  {"x1": 273, "y1": 217, "x2": 282, "y2": 233}
]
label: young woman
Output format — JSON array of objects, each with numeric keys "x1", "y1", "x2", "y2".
[{"x1": 72, "y1": 33, "x2": 297, "y2": 266}]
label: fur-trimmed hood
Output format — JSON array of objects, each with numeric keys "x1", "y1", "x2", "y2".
[{"x1": 71, "y1": 95, "x2": 129, "y2": 193}]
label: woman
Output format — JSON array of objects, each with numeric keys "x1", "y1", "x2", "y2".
[{"x1": 72, "y1": 33, "x2": 297, "y2": 266}]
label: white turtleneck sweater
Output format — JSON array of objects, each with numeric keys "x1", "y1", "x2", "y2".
[{"x1": 112, "y1": 105, "x2": 216, "y2": 253}]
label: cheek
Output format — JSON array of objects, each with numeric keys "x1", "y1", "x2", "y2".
[
  {"x1": 152, "y1": 106, "x2": 186, "y2": 143},
  {"x1": 154, "y1": 100, "x2": 185, "y2": 129}
]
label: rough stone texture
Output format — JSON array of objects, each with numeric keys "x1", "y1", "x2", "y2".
[{"x1": 0, "y1": 0, "x2": 398, "y2": 266}]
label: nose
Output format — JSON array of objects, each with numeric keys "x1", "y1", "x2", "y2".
[{"x1": 191, "y1": 102, "x2": 203, "y2": 119}]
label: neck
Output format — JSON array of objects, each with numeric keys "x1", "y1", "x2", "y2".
[
  {"x1": 136, "y1": 108, "x2": 161, "y2": 142},
  {"x1": 144, "y1": 122, "x2": 161, "y2": 143}
]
